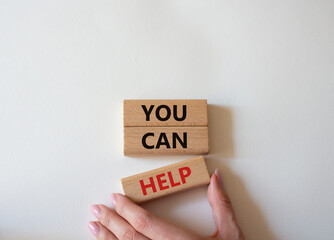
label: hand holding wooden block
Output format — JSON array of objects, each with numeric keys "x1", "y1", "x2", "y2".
[{"x1": 121, "y1": 156, "x2": 211, "y2": 203}]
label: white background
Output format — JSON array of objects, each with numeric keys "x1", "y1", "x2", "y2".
[{"x1": 1, "y1": 1, "x2": 334, "y2": 239}]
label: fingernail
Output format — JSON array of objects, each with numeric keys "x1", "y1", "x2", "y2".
[
  {"x1": 110, "y1": 193, "x2": 118, "y2": 207},
  {"x1": 88, "y1": 221, "x2": 100, "y2": 237},
  {"x1": 214, "y1": 168, "x2": 223, "y2": 186},
  {"x1": 90, "y1": 205, "x2": 101, "y2": 219}
]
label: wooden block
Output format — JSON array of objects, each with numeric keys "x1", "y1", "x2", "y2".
[
  {"x1": 123, "y1": 99, "x2": 208, "y2": 127},
  {"x1": 121, "y1": 156, "x2": 211, "y2": 203},
  {"x1": 124, "y1": 127, "x2": 209, "y2": 156}
]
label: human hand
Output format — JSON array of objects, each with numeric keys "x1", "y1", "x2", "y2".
[{"x1": 88, "y1": 169, "x2": 245, "y2": 240}]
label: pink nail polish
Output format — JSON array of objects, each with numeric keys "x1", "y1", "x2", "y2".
[
  {"x1": 110, "y1": 193, "x2": 118, "y2": 207},
  {"x1": 90, "y1": 205, "x2": 101, "y2": 219},
  {"x1": 88, "y1": 221, "x2": 100, "y2": 237}
]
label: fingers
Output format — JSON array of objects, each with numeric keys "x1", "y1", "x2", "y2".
[
  {"x1": 207, "y1": 169, "x2": 245, "y2": 240},
  {"x1": 88, "y1": 170, "x2": 243, "y2": 240},
  {"x1": 90, "y1": 204, "x2": 149, "y2": 240},
  {"x1": 88, "y1": 221, "x2": 117, "y2": 240},
  {"x1": 111, "y1": 193, "x2": 201, "y2": 240}
]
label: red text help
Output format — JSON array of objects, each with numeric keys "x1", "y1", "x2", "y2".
[{"x1": 139, "y1": 167, "x2": 191, "y2": 196}]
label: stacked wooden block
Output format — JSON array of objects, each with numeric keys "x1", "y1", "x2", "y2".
[
  {"x1": 123, "y1": 99, "x2": 209, "y2": 156},
  {"x1": 122, "y1": 99, "x2": 210, "y2": 203}
]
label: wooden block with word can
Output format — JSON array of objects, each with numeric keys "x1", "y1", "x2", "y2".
[
  {"x1": 124, "y1": 127, "x2": 209, "y2": 156},
  {"x1": 121, "y1": 156, "x2": 210, "y2": 203}
]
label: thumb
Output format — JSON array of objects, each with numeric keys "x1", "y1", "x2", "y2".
[{"x1": 207, "y1": 169, "x2": 244, "y2": 240}]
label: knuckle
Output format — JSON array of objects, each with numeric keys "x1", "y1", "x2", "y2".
[
  {"x1": 102, "y1": 212, "x2": 113, "y2": 227},
  {"x1": 122, "y1": 229, "x2": 136, "y2": 240},
  {"x1": 117, "y1": 202, "x2": 126, "y2": 216},
  {"x1": 217, "y1": 195, "x2": 232, "y2": 208},
  {"x1": 133, "y1": 212, "x2": 152, "y2": 232},
  {"x1": 98, "y1": 229, "x2": 109, "y2": 240}
]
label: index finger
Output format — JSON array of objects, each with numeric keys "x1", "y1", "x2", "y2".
[{"x1": 111, "y1": 193, "x2": 201, "y2": 240}]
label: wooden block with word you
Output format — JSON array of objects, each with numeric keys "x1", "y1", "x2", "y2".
[
  {"x1": 121, "y1": 156, "x2": 211, "y2": 203},
  {"x1": 123, "y1": 99, "x2": 209, "y2": 156},
  {"x1": 123, "y1": 99, "x2": 208, "y2": 127}
]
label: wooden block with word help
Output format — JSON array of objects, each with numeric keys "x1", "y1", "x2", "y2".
[
  {"x1": 123, "y1": 99, "x2": 208, "y2": 127},
  {"x1": 124, "y1": 127, "x2": 209, "y2": 156},
  {"x1": 121, "y1": 156, "x2": 210, "y2": 203}
]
